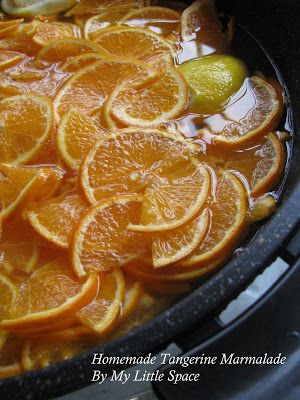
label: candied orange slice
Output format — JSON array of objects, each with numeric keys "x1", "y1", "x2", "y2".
[
  {"x1": 84, "y1": 9, "x2": 130, "y2": 39},
  {"x1": 65, "y1": 0, "x2": 147, "y2": 16},
  {"x1": 0, "y1": 273, "x2": 17, "y2": 319},
  {"x1": 0, "y1": 94, "x2": 53, "y2": 166},
  {"x1": 182, "y1": 173, "x2": 247, "y2": 267},
  {"x1": 81, "y1": 129, "x2": 209, "y2": 232},
  {"x1": 37, "y1": 38, "x2": 104, "y2": 63},
  {"x1": 0, "y1": 217, "x2": 39, "y2": 275},
  {"x1": 0, "y1": 21, "x2": 42, "y2": 56},
  {"x1": 152, "y1": 208, "x2": 209, "y2": 268},
  {"x1": 54, "y1": 57, "x2": 157, "y2": 122},
  {"x1": 27, "y1": 190, "x2": 88, "y2": 249},
  {"x1": 72, "y1": 194, "x2": 147, "y2": 277},
  {"x1": 0, "y1": 335, "x2": 23, "y2": 378},
  {"x1": 0, "y1": 50, "x2": 24, "y2": 71},
  {"x1": 109, "y1": 66, "x2": 189, "y2": 126},
  {"x1": 121, "y1": 276, "x2": 143, "y2": 322},
  {"x1": 57, "y1": 109, "x2": 106, "y2": 171},
  {"x1": 60, "y1": 52, "x2": 105, "y2": 72},
  {"x1": 77, "y1": 269, "x2": 126, "y2": 335},
  {"x1": 32, "y1": 22, "x2": 80, "y2": 46},
  {"x1": 119, "y1": 6, "x2": 180, "y2": 36},
  {"x1": 201, "y1": 76, "x2": 283, "y2": 145},
  {"x1": 205, "y1": 133, "x2": 285, "y2": 196},
  {"x1": 0, "y1": 19, "x2": 24, "y2": 38},
  {"x1": 93, "y1": 26, "x2": 176, "y2": 61},
  {"x1": 0, "y1": 258, "x2": 98, "y2": 330}
]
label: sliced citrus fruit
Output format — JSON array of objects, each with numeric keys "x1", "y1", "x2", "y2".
[
  {"x1": 93, "y1": 26, "x2": 176, "y2": 62},
  {"x1": 54, "y1": 57, "x2": 157, "y2": 122},
  {"x1": 0, "y1": 19, "x2": 24, "y2": 38},
  {"x1": 77, "y1": 269, "x2": 126, "y2": 335},
  {"x1": 0, "y1": 335, "x2": 23, "y2": 378},
  {"x1": 120, "y1": 276, "x2": 143, "y2": 322},
  {"x1": 32, "y1": 22, "x2": 81, "y2": 46},
  {"x1": 57, "y1": 109, "x2": 106, "y2": 171},
  {"x1": 27, "y1": 190, "x2": 88, "y2": 249},
  {"x1": 72, "y1": 194, "x2": 148, "y2": 277},
  {"x1": 0, "y1": 94, "x2": 53, "y2": 166},
  {"x1": 152, "y1": 208, "x2": 209, "y2": 268},
  {"x1": 0, "y1": 258, "x2": 99, "y2": 330},
  {"x1": 60, "y1": 52, "x2": 106, "y2": 72},
  {"x1": 201, "y1": 76, "x2": 283, "y2": 145},
  {"x1": 0, "y1": 272, "x2": 17, "y2": 319},
  {"x1": 119, "y1": 6, "x2": 180, "y2": 36},
  {"x1": 181, "y1": 172, "x2": 247, "y2": 267},
  {"x1": 65, "y1": 0, "x2": 147, "y2": 16},
  {"x1": 80, "y1": 129, "x2": 209, "y2": 232},
  {"x1": 2, "y1": 0, "x2": 78, "y2": 17},
  {"x1": 204, "y1": 133, "x2": 285, "y2": 196},
  {"x1": 0, "y1": 21, "x2": 42, "y2": 56},
  {"x1": 109, "y1": 66, "x2": 189, "y2": 126},
  {"x1": 0, "y1": 216, "x2": 39, "y2": 275},
  {"x1": 84, "y1": 9, "x2": 130, "y2": 39},
  {"x1": 0, "y1": 50, "x2": 24, "y2": 71},
  {"x1": 36, "y1": 38, "x2": 104, "y2": 63}
]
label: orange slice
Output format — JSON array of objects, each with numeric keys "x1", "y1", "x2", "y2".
[
  {"x1": 204, "y1": 133, "x2": 285, "y2": 196},
  {"x1": 109, "y1": 66, "x2": 189, "y2": 126},
  {"x1": 0, "y1": 94, "x2": 53, "y2": 166},
  {"x1": 60, "y1": 52, "x2": 105, "y2": 72},
  {"x1": 72, "y1": 194, "x2": 147, "y2": 277},
  {"x1": 84, "y1": 9, "x2": 130, "y2": 39},
  {"x1": 33, "y1": 22, "x2": 81, "y2": 46},
  {"x1": 119, "y1": 6, "x2": 181, "y2": 36},
  {"x1": 0, "y1": 21, "x2": 42, "y2": 56},
  {"x1": 0, "y1": 273, "x2": 17, "y2": 319},
  {"x1": 77, "y1": 269, "x2": 126, "y2": 335},
  {"x1": 120, "y1": 276, "x2": 143, "y2": 322},
  {"x1": 54, "y1": 57, "x2": 157, "y2": 122},
  {"x1": 182, "y1": 172, "x2": 247, "y2": 267},
  {"x1": 27, "y1": 190, "x2": 88, "y2": 249},
  {"x1": 0, "y1": 258, "x2": 98, "y2": 330},
  {"x1": 65, "y1": 0, "x2": 147, "y2": 16},
  {"x1": 57, "y1": 109, "x2": 106, "y2": 171},
  {"x1": 93, "y1": 26, "x2": 176, "y2": 62},
  {"x1": 0, "y1": 335, "x2": 23, "y2": 378},
  {"x1": 36, "y1": 38, "x2": 104, "y2": 63},
  {"x1": 152, "y1": 208, "x2": 209, "y2": 268},
  {"x1": 0, "y1": 50, "x2": 24, "y2": 71},
  {"x1": 0, "y1": 19, "x2": 24, "y2": 38},
  {"x1": 201, "y1": 76, "x2": 283, "y2": 145},
  {"x1": 0, "y1": 217, "x2": 39, "y2": 275}
]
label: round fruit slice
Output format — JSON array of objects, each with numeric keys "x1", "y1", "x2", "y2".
[
  {"x1": 119, "y1": 6, "x2": 181, "y2": 36},
  {"x1": 0, "y1": 94, "x2": 53, "y2": 166},
  {"x1": 57, "y1": 109, "x2": 106, "y2": 171},
  {"x1": 27, "y1": 190, "x2": 88, "y2": 249},
  {"x1": 0, "y1": 50, "x2": 24, "y2": 71},
  {"x1": 181, "y1": 172, "x2": 247, "y2": 267},
  {"x1": 120, "y1": 277, "x2": 143, "y2": 322},
  {"x1": 0, "y1": 273, "x2": 18, "y2": 320},
  {"x1": 33, "y1": 22, "x2": 80, "y2": 46},
  {"x1": 204, "y1": 133, "x2": 285, "y2": 196},
  {"x1": 71, "y1": 194, "x2": 148, "y2": 277},
  {"x1": 65, "y1": 0, "x2": 147, "y2": 17},
  {"x1": 77, "y1": 269, "x2": 126, "y2": 335},
  {"x1": 54, "y1": 57, "x2": 157, "y2": 122},
  {"x1": 0, "y1": 335, "x2": 23, "y2": 378},
  {"x1": 0, "y1": 19, "x2": 24, "y2": 38},
  {"x1": 152, "y1": 208, "x2": 209, "y2": 268},
  {"x1": 37, "y1": 38, "x2": 104, "y2": 63},
  {"x1": 93, "y1": 26, "x2": 176, "y2": 62},
  {"x1": 109, "y1": 66, "x2": 189, "y2": 126},
  {"x1": 60, "y1": 52, "x2": 106, "y2": 72},
  {"x1": 84, "y1": 10, "x2": 130, "y2": 39},
  {"x1": 80, "y1": 129, "x2": 209, "y2": 232},
  {"x1": 0, "y1": 258, "x2": 98, "y2": 330},
  {"x1": 201, "y1": 76, "x2": 283, "y2": 145},
  {"x1": 2, "y1": 0, "x2": 78, "y2": 17}
]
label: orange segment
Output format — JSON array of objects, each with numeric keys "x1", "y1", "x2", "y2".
[
  {"x1": 84, "y1": 10, "x2": 130, "y2": 39},
  {"x1": 36, "y1": 38, "x2": 104, "y2": 63},
  {"x1": 0, "y1": 94, "x2": 53, "y2": 166},
  {"x1": 32, "y1": 22, "x2": 80, "y2": 46},
  {"x1": 201, "y1": 76, "x2": 283, "y2": 145},
  {"x1": 77, "y1": 269, "x2": 126, "y2": 335},
  {"x1": 182, "y1": 173, "x2": 247, "y2": 267},
  {"x1": 0, "y1": 50, "x2": 24, "y2": 71},
  {"x1": 152, "y1": 208, "x2": 209, "y2": 268},
  {"x1": 57, "y1": 109, "x2": 106, "y2": 171},
  {"x1": 109, "y1": 66, "x2": 189, "y2": 126},
  {"x1": 120, "y1": 276, "x2": 143, "y2": 322},
  {"x1": 0, "y1": 258, "x2": 99, "y2": 330},
  {"x1": 119, "y1": 6, "x2": 181, "y2": 36},
  {"x1": 60, "y1": 52, "x2": 105, "y2": 72},
  {"x1": 71, "y1": 194, "x2": 147, "y2": 277},
  {"x1": 27, "y1": 190, "x2": 88, "y2": 249},
  {"x1": 65, "y1": 0, "x2": 147, "y2": 16},
  {"x1": 93, "y1": 26, "x2": 176, "y2": 62},
  {"x1": 0, "y1": 335, "x2": 23, "y2": 378},
  {"x1": 54, "y1": 57, "x2": 157, "y2": 122}
]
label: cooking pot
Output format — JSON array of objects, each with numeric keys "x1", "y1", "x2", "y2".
[{"x1": 1, "y1": 0, "x2": 300, "y2": 399}]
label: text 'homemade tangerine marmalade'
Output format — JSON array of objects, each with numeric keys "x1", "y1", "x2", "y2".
[{"x1": 0, "y1": 0, "x2": 289, "y2": 377}]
